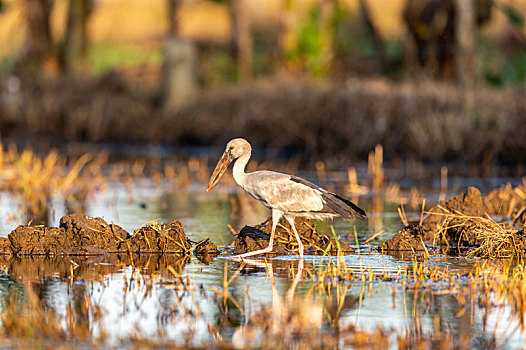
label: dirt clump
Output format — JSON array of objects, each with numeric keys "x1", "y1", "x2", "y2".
[
  {"x1": 233, "y1": 217, "x2": 354, "y2": 256},
  {"x1": 9, "y1": 226, "x2": 71, "y2": 255},
  {"x1": 1, "y1": 214, "x2": 214, "y2": 257},
  {"x1": 7, "y1": 214, "x2": 131, "y2": 256},
  {"x1": 0, "y1": 237, "x2": 13, "y2": 255},
  {"x1": 193, "y1": 238, "x2": 220, "y2": 264},
  {"x1": 421, "y1": 187, "x2": 485, "y2": 244},
  {"x1": 126, "y1": 222, "x2": 191, "y2": 254},
  {"x1": 484, "y1": 183, "x2": 526, "y2": 228},
  {"x1": 380, "y1": 225, "x2": 426, "y2": 252},
  {"x1": 59, "y1": 214, "x2": 130, "y2": 253}
]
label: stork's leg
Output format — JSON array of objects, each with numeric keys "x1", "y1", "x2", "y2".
[
  {"x1": 230, "y1": 209, "x2": 282, "y2": 259},
  {"x1": 286, "y1": 216, "x2": 304, "y2": 260}
]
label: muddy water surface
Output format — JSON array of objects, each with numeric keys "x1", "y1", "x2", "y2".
[{"x1": 0, "y1": 175, "x2": 523, "y2": 348}]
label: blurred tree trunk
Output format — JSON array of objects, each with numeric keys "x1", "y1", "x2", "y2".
[
  {"x1": 62, "y1": 0, "x2": 92, "y2": 77},
  {"x1": 162, "y1": 0, "x2": 198, "y2": 109},
  {"x1": 358, "y1": 0, "x2": 387, "y2": 68},
  {"x1": 18, "y1": 0, "x2": 57, "y2": 76},
  {"x1": 455, "y1": 0, "x2": 476, "y2": 115},
  {"x1": 167, "y1": 0, "x2": 181, "y2": 35},
  {"x1": 231, "y1": 0, "x2": 252, "y2": 82}
]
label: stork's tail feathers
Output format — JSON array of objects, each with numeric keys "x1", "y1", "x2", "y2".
[{"x1": 323, "y1": 192, "x2": 367, "y2": 220}]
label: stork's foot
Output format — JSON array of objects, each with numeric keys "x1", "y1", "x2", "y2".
[{"x1": 229, "y1": 246, "x2": 274, "y2": 260}]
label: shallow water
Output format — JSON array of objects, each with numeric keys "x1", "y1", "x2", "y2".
[{"x1": 0, "y1": 175, "x2": 524, "y2": 348}]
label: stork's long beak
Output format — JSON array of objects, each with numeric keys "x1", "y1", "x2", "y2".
[{"x1": 207, "y1": 150, "x2": 232, "y2": 191}]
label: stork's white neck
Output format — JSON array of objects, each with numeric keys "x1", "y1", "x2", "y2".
[{"x1": 232, "y1": 153, "x2": 250, "y2": 188}]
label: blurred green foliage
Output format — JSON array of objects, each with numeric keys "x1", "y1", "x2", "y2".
[
  {"x1": 482, "y1": 49, "x2": 526, "y2": 87},
  {"x1": 286, "y1": 4, "x2": 331, "y2": 77},
  {"x1": 0, "y1": 55, "x2": 16, "y2": 73},
  {"x1": 88, "y1": 43, "x2": 162, "y2": 76},
  {"x1": 499, "y1": 3, "x2": 524, "y2": 27},
  {"x1": 285, "y1": 1, "x2": 404, "y2": 78},
  {"x1": 200, "y1": 51, "x2": 238, "y2": 87},
  {"x1": 479, "y1": 2, "x2": 526, "y2": 87}
]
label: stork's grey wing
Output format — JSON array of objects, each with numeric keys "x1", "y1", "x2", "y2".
[
  {"x1": 244, "y1": 171, "x2": 325, "y2": 213},
  {"x1": 243, "y1": 171, "x2": 366, "y2": 220},
  {"x1": 290, "y1": 176, "x2": 367, "y2": 220}
]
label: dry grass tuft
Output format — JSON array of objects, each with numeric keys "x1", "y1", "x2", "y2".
[
  {"x1": 433, "y1": 208, "x2": 526, "y2": 259},
  {"x1": 0, "y1": 144, "x2": 101, "y2": 219}
]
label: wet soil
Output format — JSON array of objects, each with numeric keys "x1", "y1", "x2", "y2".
[
  {"x1": 193, "y1": 238, "x2": 220, "y2": 264},
  {"x1": 2, "y1": 214, "x2": 217, "y2": 258},
  {"x1": 381, "y1": 184, "x2": 526, "y2": 257},
  {"x1": 379, "y1": 225, "x2": 426, "y2": 252},
  {"x1": 127, "y1": 221, "x2": 191, "y2": 253},
  {"x1": 233, "y1": 217, "x2": 354, "y2": 256}
]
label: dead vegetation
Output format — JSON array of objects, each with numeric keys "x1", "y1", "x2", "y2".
[
  {"x1": 0, "y1": 144, "x2": 100, "y2": 220},
  {"x1": 0, "y1": 140, "x2": 215, "y2": 226},
  {"x1": 2, "y1": 77, "x2": 526, "y2": 162},
  {"x1": 382, "y1": 182, "x2": 526, "y2": 259}
]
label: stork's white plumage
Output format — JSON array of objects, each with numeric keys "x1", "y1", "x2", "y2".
[{"x1": 207, "y1": 138, "x2": 366, "y2": 259}]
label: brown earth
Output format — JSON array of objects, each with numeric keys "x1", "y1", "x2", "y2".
[
  {"x1": 126, "y1": 221, "x2": 191, "y2": 253},
  {"x1": 193, "y1": 238, "x2": 220, "y2": 264},
  {"x1": 381, "y1": 183, "x2": 526, "y2": 258},
  {"x1": 379, "y1": 225, "x2": 426, "y2": 252},
  {"x1": 0, "y1": 237, "x2": 12, "y2": 255},
  {"x1": 1, "y1": 214, "x2": 218, "y2": 258},
  {"x1": 60, "y1": 214, "x2": 130, "y2": 252},
  {"x1": 233, "y1": 217, "x2": 354, "y2": 256}
]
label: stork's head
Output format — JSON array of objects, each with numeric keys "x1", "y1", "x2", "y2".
[{"x1": 207, "y1": 138, "x2": 251, "y2": 191}]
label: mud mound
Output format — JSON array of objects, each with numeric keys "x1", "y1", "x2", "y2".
[
  {"x1": 126, "y1": 222, "x2": 191, "y2": 253},
  {"x1": 484, "y1": 183, "x2": 526, "y2": 228},
  {"x1": 193, "y1": 238, "x2": 220, "y2": 264},
  {"x1": 8, "y1": 214, "x2": 130, "y2": 256},
  {"x1": 0, "y1": 237, "x2": 12, "y2": 255},
  {"x1": 380, "y1": 225, "x2": 426, "y2": 252},
  {"x1": 381, "y1": 184, "x2": 526, "y2": 257},
  {"x1": 1, "y1": 214, "x2": 218, "y2": 258},
  {"x1": 10, "y1": 226, "x2": 71, "y2": 255},
  {"x1": 9, "y1": 215, "x2": 133, "y2": 255},
  {"x1": 194, "y1": 238, "x2": 220, "y2": 255},
  {"x1": 59, "y1": 214, "x2": 130, "y2": 253},
  {"x1": 421, "y1": 187, "x2": 484, "y2": 245},
  {"x1": 233, "y1": 217, "x2": 354, "y2": 256}
]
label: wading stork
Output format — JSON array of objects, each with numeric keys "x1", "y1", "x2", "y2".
[{"x1": 207, "y1": 138, "x2": 366, "y2": 259}]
